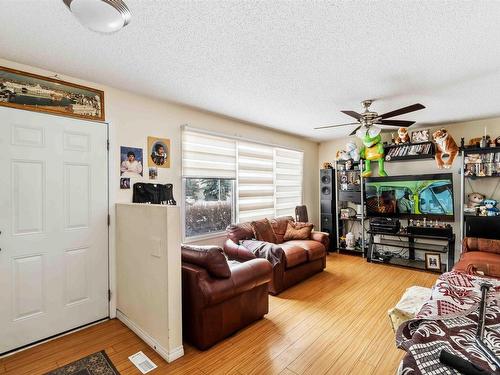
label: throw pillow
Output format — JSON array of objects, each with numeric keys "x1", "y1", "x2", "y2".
[
  {"x1": 283, "y1": 221, "x2": 314, "y2": 241},
  {"x1": 250, "y1": 218, "x2": 278, "y2": 243}
]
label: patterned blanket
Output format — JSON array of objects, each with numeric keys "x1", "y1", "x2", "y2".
[{"x1": 396, "y1": 272, "x2": 500, "y2": 374}]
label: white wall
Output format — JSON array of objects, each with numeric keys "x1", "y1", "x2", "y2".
[
  {"x1": 0, "y1": 58, "x2": 320, "y2": 247},
  {"x1": 319, "y1": 118, "x2": 500, "y2": 260}
]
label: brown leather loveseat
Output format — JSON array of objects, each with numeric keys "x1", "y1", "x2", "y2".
[
  {"x1": 453, "y1": 237, "x2": 500, "y2": 279},
  {"x1": 224, "y1": 216, "x2": 329, "y2": 295},
  {"x1": 181, "y1": 244, "x2": 272, "y2": 350}
]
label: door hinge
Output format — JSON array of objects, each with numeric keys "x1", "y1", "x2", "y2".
[
  {"x1": 106, "y1": 139, "x2": 110, "y2": 150},
  {"x1": 107, "y1": 214, "x2": 110, "y2": 226},
  {"x1": 108, "y1": 289, "x2": 111, "y2": 301}
]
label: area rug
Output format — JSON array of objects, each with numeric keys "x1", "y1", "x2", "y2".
[{"x1": 44, "y1": 350, "x2": 120, "y2": 375}]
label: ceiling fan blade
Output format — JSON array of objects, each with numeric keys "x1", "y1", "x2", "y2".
[
  {"x1": 376, "y1": 119, "x2": 416, "y2": 127},
  {"x1": 379, "y1": 103, "x2": 425, "y2": 119},
  {"x1": 314, "y1": 122, "x2": 359, "y2": 130},
  {"x1": 349, "y1": 126, "x2": 362, "y2": 136},
  {"x1": 341, "y1": 110, "x2": 362, "y2": 120}
]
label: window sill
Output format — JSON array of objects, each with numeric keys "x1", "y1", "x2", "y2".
[{"x1": 182, "y1": 231, "x2": 227, "y2": 244}]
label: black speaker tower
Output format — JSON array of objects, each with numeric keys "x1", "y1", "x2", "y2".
[{"x1": 320, "y1": 169, "x2": 336, "y2": 251}]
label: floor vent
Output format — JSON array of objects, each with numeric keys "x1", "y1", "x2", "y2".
[{"x1": 128, "y1": 351, "x2": 157, "y2": 374}]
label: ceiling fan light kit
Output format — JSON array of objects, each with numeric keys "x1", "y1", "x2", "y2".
[
  {"x1": 315, "y1": 100, "x2": 425, "y2": 137},
  {"x1": 63, "y1": 0, "x2": 131, "y2": 33}
]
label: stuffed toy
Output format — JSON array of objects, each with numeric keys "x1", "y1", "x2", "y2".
[
  {"x1": 469, "y1": 137, "x2": 482, "y2": 147},
  {"x1": 322, "y1": 162, "x2": 333, "y2": 169},
  {"x1": 394, "y1": 127, "x2": 410, "y2": 144},
  {"x1": 467, "y1": 192, "x2": 485, "y2": 208},
  {"x1": 433, "y1": 128, "x2": 459, "y2": 169},
  {"x1": 495, "y1": 136, "x2": 500, "y2": 147},
  {"x1": 483, "y1": 199, "x2": 499, "y2": 216},
  {"x1": 358, "y1": 126, "x2": 387, "y2": 177},
  {"x1": 344, "y1": 142, "x2": 360, "y2": 161}
]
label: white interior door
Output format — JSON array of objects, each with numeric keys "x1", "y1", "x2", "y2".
[{"x1": 0, "y1": 106, "x2": 109, "y2": 354}]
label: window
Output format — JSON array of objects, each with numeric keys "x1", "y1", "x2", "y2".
[
  {"x1": 184, "y1": 178, "x2": 235, "y2": 238},
  {"x1": 182, "y1": 127, "x2": 304, "y2": 240}
]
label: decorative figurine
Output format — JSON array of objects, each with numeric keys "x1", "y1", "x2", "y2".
[
  {"x1": 432, "y1": 128, "x2": 459, "y2": 169},
  {"x1": 358, "y1": 127, "x2": 387, "y2": 177},
  {"x1": 467, "y1": 192, "x2": 485, "y2": 208}
]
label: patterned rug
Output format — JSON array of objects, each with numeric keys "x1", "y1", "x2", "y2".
[{"x1": 45, "y1": 350, "x2": 120, "y2": 375}]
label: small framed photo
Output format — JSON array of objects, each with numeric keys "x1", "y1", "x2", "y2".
[
  {"x1": 425, "y1": 253, "x2": 441, "y2": 271},
  {"x1": 120, "y1": 178, "x2": 130, "y2": 189},
  {"x1": 411, "y1": 129, "x2": 430, "y2": 143}
]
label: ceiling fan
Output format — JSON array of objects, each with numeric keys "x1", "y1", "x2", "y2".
[{"x1": 315, "y1": 100, "x2": 425, "y2": 136}]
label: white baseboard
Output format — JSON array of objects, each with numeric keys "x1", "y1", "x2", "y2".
[{"x1": 116, "y1": 310, "x2": 184, "y2": 363}]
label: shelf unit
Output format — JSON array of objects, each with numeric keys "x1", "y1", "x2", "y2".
[
  {"x1": 384, "y1": 141, "x2": 435, "y2": 162},
  {"x1": 459, "y1": 146, "x2": 500, "y2": 243},
  {"x1": 334, "y1": 160, "x2": 367, "y2": 255},
  {"x1": 367, "y1": 229, "x2": 455, "y2": 273}
]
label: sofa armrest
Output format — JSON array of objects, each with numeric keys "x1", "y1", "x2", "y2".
[
  {"x1": 311, "y1": 231, "x2": 330, "y2": 250},
  {"x1": 224, "y1": 239, "x2": 257, "y2": 262},
  {"x1": 199, "y1": 258, "x2": 272, "y2": 306}
]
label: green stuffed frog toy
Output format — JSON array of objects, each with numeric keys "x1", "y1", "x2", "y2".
[{"x1": 358, "y1": 126, "x2": 387, "y2": 177}]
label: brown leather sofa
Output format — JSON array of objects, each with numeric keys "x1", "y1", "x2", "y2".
[
  {"x1": 224, "y1": 216, "x2": 329, "y2": 295},
  {"x1": 181, "y1": 245, "x2": 272, "y2": 350},
  {"x1": 453, "y1": 237, "x2": 500, "y2": 279}
]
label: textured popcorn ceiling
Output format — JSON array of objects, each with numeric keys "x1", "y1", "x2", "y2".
[{"x1": 1, "y1": 1, "x2": 500, "y2": 140}]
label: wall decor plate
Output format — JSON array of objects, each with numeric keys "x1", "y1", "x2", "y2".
[{"x1": 0, "y1": 66, "x2": 104, "y2": 121}]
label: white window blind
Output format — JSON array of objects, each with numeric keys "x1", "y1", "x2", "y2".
[
  {"x1": 275, "y1": 147, "x2": 303, "y2": 217},
  {"x1": 182, "y1": 129, "x2": 236, "y2": 178},
  {"x1": 237, "y1": 141, "x2": 275, "y2": 222}
]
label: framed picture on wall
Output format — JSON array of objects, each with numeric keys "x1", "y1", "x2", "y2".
[
  {"x1": 148, "y1": 136, "x2": 171, "y2": 168},
  {"x1": 120, "y1": 146, "x2": 143, "y2": 178},
  {"x1": 425, "y1": 253, "x2": 441, "y2": 271},
  {"x1": 0, "y1": 66, "x2": 104, "y2": 121},
  {"x1": 411, "y1": 129, "x2": 430, "y2": 143}
]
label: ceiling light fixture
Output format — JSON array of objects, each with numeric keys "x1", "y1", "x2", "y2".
[{"x1": 63, "y1": 0, "x2": 131, "y2": 33}]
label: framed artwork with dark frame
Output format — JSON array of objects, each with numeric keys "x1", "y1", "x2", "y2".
[
  {"x1": 425, "y1": 253, "x2": 442, "y2": 271},
  {"x1": 0, "y1": 66, "x2": 105, "y2": 121}
]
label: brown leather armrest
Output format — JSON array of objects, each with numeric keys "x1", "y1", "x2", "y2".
[
  {"x1": 311, "y1": 231, "x2": 330, "y2": 249},
  {"x1": 199, "y1": 259, "x2": 272, "y2": 306},
  {"x1": 224, "y1": 239, "x2": 257, "y2": 262}
]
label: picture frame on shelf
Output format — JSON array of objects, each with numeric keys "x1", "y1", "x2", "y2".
[
  {"x1": 411, "y1": 129, "x2": 430, "y2": 143},
  {"x1": 425, "y1": 253, "x2": 441, "y2": 271},
  {"x1": 0, "y1": 66, "x2": 104, "y2": 121}
]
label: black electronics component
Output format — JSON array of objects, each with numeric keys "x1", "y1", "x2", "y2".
[{"x1": 369, "y1": 217, "x2": 401, "y2": 234}]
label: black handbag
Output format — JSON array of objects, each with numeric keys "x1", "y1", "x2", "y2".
[{"x1": 132, "y1": 182, "x2": 176, "y2": 205}]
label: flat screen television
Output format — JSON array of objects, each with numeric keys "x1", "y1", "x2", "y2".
[{"x1": 364, "y1": 173, "x2": 454, "y2": 221}]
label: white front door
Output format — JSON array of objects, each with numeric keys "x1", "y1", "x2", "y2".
[{"x1": 0, "y1": 107, "x2": 109, "y2": 354}]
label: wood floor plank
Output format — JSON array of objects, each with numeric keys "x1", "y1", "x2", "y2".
[{"x1": 0, "y1": 254, "x2": 437, "y2": 375}]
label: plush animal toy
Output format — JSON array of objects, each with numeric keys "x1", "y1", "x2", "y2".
[
  {"x1": 467, "y1": 192, "x2": 485, "y2": 208},
  {"x1": 495, "y1": 136, "x2": 500, "y2": 147},
  {"x1": 394, "y1": 127, "x2": 410, "y2": 144},
  {"x1": 433, "y1": 128, "x2": 459, "y2": 169},
  {"x1": 358, "y1": 126, "x2": 387, "y2": 177},
  {"x1": 344, "y1": 142, "x2": 360, "y2": 161},
  {"x1": 469, "y1": 137, "x2": 482, "y2": 147},
  {"x1": 483, "y1": 199, "x2": 499, "y2": 216},
  {"x1": 322, "y1": 162, "x2": 333, "y2": 169}
]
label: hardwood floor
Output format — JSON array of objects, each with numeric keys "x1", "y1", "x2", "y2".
[{"x1": 0, "y1": 253, "x2": 437, "y2": 375}]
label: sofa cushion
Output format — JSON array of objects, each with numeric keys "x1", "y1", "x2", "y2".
[
  {"x1": 251, "y1": 218, "x2": 277, "y2": 243},
  {"x1": 453, "y1": 251, "x2": 500, "y2": 278},
  {"x1": 283, "y1": 221, "x2": 314, "y2": 241},
  {"x1": 464, "y1": 237, "x2": 500, "y2": 255},
  {"x1": 270, "y1": 216, "x2": 294, "y2": 244},
  {"x1": 280, "y1": 243, "x2": 308, "y2": 268},
  {"x1": 283, "y1": 240, "x2": 326, "y2": 261},
  {"x1": 181, "y1": 245, "x2": 231, "y2": 279}
]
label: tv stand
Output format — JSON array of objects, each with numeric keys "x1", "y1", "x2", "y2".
[{"x1": 367, "y1": 229, "x2": 455, "y2": 273}]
